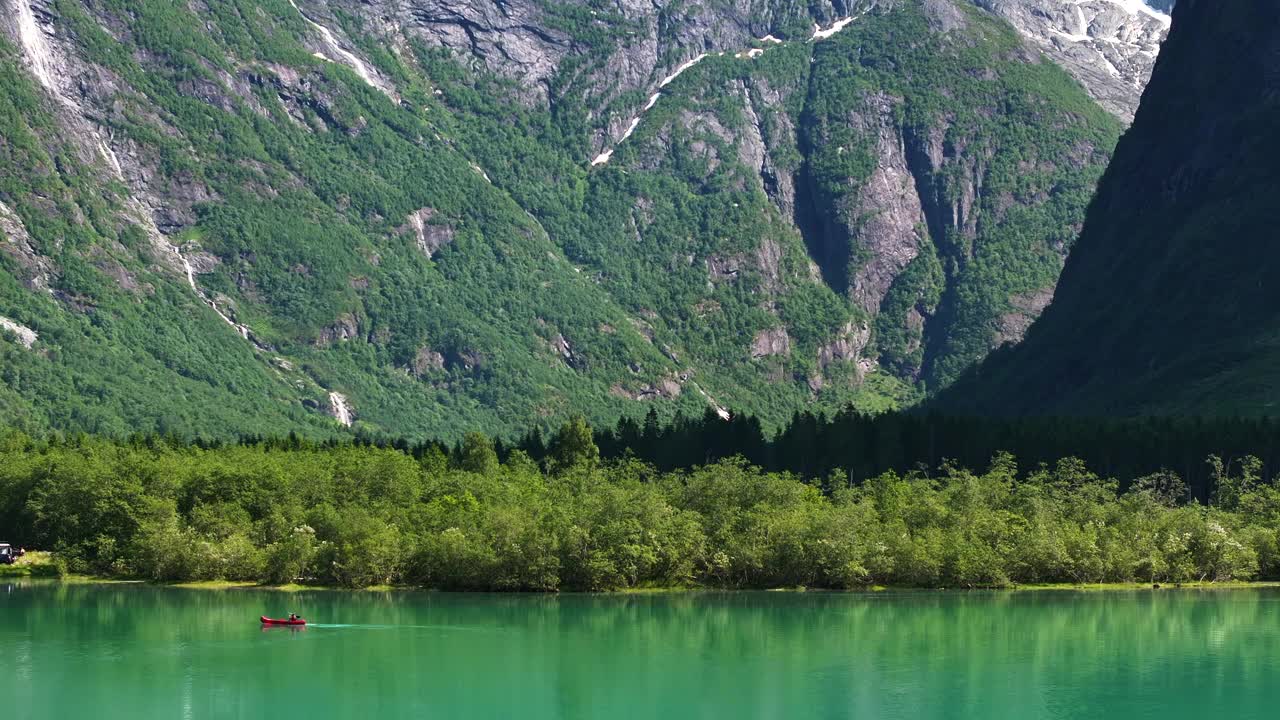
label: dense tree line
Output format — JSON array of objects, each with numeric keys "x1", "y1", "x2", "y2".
[
  {"x1": 561, "y1": 410, "x2": 1280, "y2": 502},
  {"x1": 4, "y1": 416, "x2": 1280, "y2": 590}
]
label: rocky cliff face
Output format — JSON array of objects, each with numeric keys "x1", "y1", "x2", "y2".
[
  {"x1": 792, "y1": 2, "x2": 1121, "y2": 385},
  {"x1": 936, "y1": 0, "x2": 1280, "y2": 417},
  {"x1": 0, "y1": 0, "x2": 1144, "y2": 438},
  {"x1": 973, "y1": 0, "x2": 1172, "y2": 119},
  {"x1": 302, "y1": 0, "x2": 1172, "y2": 132}
]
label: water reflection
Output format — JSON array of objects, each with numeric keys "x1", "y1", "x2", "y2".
[{"x1": 2, "y1": 582, "x2": 1279, "y2": 719}]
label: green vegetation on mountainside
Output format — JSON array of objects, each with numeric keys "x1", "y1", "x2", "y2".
[
  {"x1": 0, "y1": 0, "x2": 1119, "y2": 440},
  {"x1": 936, "y1": 0, "x2": 1280, "y2": 416},
  {"x1": 4, "y1": 0, "x2": 700, "y2": 439},
  {"x1": 0, "y1": 40, "x2": 323, "y2": 438},
  {"x1": 800, "y1": 4, "x2": 1121, "y2": 387}
]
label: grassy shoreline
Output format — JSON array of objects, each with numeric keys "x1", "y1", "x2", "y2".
[
  {"x1": 0, "y1": 551, "x2": 63, "y2": 578},
  {"x1": 13, "y1": 574, "x2": 1280, "y2": 595}
]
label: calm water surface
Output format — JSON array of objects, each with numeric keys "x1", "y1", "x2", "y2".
[{"x1": 2, "y1": 581, "x2": 1278, "y2": 719}]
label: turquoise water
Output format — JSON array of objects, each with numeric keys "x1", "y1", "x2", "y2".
[{"x1": 3, "y1": 581, "x2": 1279, "y2": 719}]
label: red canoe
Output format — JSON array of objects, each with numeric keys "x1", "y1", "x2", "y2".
[{"x1": 261, "y1": 615, "x2": 306, "y2": 626}]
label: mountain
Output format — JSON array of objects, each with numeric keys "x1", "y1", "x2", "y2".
[
  {"x1": 935, "y1": 0, "x2": 1280, "y2": 417},
  {"x1": 975, "y1": 0, "x2": 1172, "y2": 119},
  {"x1": 0, "y1": 0, "x2": 1132, "y2": 439}
]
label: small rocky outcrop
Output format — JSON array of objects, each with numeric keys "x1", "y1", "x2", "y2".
[
  {"x1": 0, "y1": 200, "x2": 55, "y2": 292},
  {"x1": 0, "y1": 316, "x2": 38, "y2": 349},
  {"x1": 611, "y1": 374, "x2": 684, "y2": 401},
  {"x1": 412, "y1": 345, "x2": 446, "y2": 376},
  {"x1": 995, "y1": 286, "x2": 1055, "y2": 346},
  {"x1": 316, "y1": 313, "x2": 361, "y2": 345},
  {"x1": 403, "y1": 207, "x2": 455, "y2": 257},
  {"x1": 751, "y1": 327, "x2": 792, "y2": 358},
  {"x1": 707, "y1": 255, "x2": 743, "y2": 284},
  {"x1": 809, "y1": 321, "x2": 870, "y2": 391},
  {"x1": 548, "y1": 332, "x2": 580, "y2": 368}
]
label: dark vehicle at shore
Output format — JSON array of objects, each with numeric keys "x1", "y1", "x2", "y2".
[{"x1": 0, "y1": 544, "x2": 16, "y2": 565}]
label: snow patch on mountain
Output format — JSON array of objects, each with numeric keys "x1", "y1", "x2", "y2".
[
  {"x1": 1100, "y1": 0, "x2": 1171, "y2": 26},
  {"x1": 592, "y1": 53, "x2": 711, "y2": 166},
  {"x1": 973, "y1": 0, "x2": 1172, "y2": 119},
  {"x1": 812, "y1": 16, "x2": 857, "y2": 40}
]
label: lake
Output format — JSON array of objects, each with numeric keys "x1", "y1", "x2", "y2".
[{"x1": 2, "y1": 582, "x2": 1278, "y2": 719}]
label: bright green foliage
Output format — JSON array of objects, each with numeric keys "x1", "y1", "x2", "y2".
[
  {"x1": 547, "y1": 416, "x2": 600, "y2": 472},
  {"x1": 2, "y1": 430, "x2": 1277, "y2": 590}
]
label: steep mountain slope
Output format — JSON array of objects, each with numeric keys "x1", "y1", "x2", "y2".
[
  {"x1": 935, "y1": 0, "x2": 1280, "y2": 416},
  {"x1": 578, "y1": 2, "x2": 1121, "y2": 392},
  {"x1": 0, "y1": 0, "x2": 696, "y2": 438},
  {"x1": 0, "y1": 0, "x2": 1124, "y2": 439},
  {"x1": 975, "y1": 0, "x2": 1172, "y2": 120},
  {"x1": 357, "y1": 0, "x2": 1123, "y2": 394}
]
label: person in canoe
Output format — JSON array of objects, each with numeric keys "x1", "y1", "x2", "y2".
[{"x1": 261, "y1": 613, "x2": 306, "y2": 626}]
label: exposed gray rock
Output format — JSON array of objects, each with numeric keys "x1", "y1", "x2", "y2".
[
  {"x1": 403, "y1": 207, "x2": 455, "y2": 257},
  {"x1": 0, "y1": 200, "x2": 55, "y2": 292},
  {"x1": 922, "y1": 0, "x2": 969, "y2": 31},
  {"x1": 752, "y1": 81, "x2": 802, "y2": 219},
  {"x1": 707, "y1": 255, "x2": 742, "y2": 284},
  {"x1": 0, "y1": 316, "x2": 38, "y2": 349},
  {"x1": 184, "y1": 249, "x2": 221, "y2": 275},
  {"x1": 843, "y1": 93, "x2": 928, "y2": 315},
  {"x1": 412, "y1": 345, "x2": 447, "y2": 375},
  {"x1": 751, "y1": 326, "x2": 792, "y2": 358},
  {"x1": 317, "y1": 313, "x2": 361, "y2": 345},
  {"x1": 809, "y1": 320, "x2": 870, "y2": 390},
  {"x1": 611, "y1": 373, "x2": 684, "y2": 401},
  {"x1": 971, "y1": 0, "x2": 1172, "y2": 120},
  {"x1": 448, "y1": 348, "x2": 485, "y2": 370},
  {"x1": 89, "y1": 247, "x2": 142, "y2": 294},
  {"x1": 996, "y1": 285, "x2": 1055, "y2": 345},
  {"x1": 549, "y1": 332, "x2": 581, "y2": 368},
  {"x1": 754, "y1": 237, "x2": 784, "y2": 298},
  {"x1": 818, "y1": 321, "x2": 870, "y2": 369},
  {"x1": 736, "y1": 82, "x2": 769, "y2": 179}
]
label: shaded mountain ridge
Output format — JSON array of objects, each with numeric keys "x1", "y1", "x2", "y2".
[{"x1": 936, "y1": 0, "x2": 1280, "y2": 416}]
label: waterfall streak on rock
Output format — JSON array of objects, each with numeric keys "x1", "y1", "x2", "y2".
[
  {"x1": 287, "y1": 0, "x2": 391, "y2": 95},
  {"x1": 328, "y1": 392, "x2": 353, "y2": 427},
  {"x1": 15, "y1": 1, "x2": 57, "y2": 94}
]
